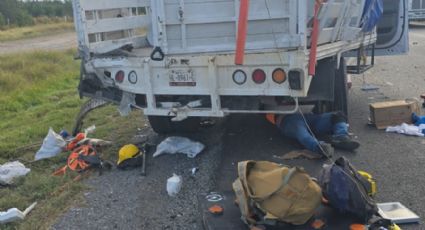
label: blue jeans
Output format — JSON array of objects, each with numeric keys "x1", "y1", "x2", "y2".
[{"x1": 278, "y1": 112, "x2": 349, "y2": 153}]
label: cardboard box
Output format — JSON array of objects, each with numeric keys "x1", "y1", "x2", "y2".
[{"x1": 369, "y1": 100, "x2": 421, "y2": 129}]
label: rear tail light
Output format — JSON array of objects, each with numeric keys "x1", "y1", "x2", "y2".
[
  {"x1": 252, "y1": 69, "x2": 266, "y2": 84},
  {"x1": 233, "y1": 70, "x2": 247, "y2": 85},
  {"x1": 115, "y1": 70, "x2": 125, "y2": 83},
  {"x1": 288, "y1": 70, "x2": 302, "y2": 90},
  {"x1": 272, "y1": 68, "x2": 287, "y2": 84}
]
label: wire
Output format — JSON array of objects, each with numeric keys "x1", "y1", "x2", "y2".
[{"x1": 297, "y1": 108, "x2": 334, "y2": 164}]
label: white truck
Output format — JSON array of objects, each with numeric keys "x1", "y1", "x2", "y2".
[
  {"x1": 409, "y1": 0, "x2": 425, "y2": 20},
  {"x1": 71, "y1": 0, "x2": 408, "y2": 133}
]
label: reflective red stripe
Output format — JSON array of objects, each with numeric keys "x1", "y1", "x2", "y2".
[{"x1": 235, "y1": 0, "x2": 250, "y2": 65}]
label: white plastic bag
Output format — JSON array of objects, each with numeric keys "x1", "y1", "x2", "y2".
[
  {"x1": 166, "y1": 174, "x2": 182, "y2": 197},
  {"x1": 34, "y1": 128, "x2": 66, "y2": 161},
  {"x1": 0, "y1": 202, "x2": 37, "y2": 224},
  {"x1": 153, "y1": 137, "x2": 205, "y2": 158},
  {"x1": 0, "y1": 161, "x2": 31, "y2": 185},
  {"x1": 386, "y1": 123, "x2": 425, "y2": 137}
]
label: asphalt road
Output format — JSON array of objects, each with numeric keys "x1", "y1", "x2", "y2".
[{"x1": 53, "y1": 27, "x2": 425, "y2": 230}]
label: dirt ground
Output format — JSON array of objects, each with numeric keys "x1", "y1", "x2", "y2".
[
  {"x1": 50, "y1": 27, "x2": 425, "y2": 230},
  {"x1": 0, "y1": 31, "x2": 76, "y2": 55}
]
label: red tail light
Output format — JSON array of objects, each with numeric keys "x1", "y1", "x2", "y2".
[
  {"x1": 252, "y1": 69, "x2": 266, "y2": 84},
  {"x1": 115, "y1": 70, "x2": 125, "y2": 83}
]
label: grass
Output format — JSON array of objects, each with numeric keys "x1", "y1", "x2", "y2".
[
  {"x1": 0, "y1": 22, "x2": 74, "y2": 42},
  {"x1": 0, "y1": 50, "x2": 145, "y2": 229}
]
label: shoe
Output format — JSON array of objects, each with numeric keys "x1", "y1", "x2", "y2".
[
  {"x1": 319, "y1": 142, "x2": 334, "y2": 158},
  {"x1": 330, "y1": 135, "x2": 360, "y2": 151}
]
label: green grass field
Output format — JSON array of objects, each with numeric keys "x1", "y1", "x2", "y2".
[
  {"x1": 0, "y1": 22, "x2": 74, "y2": 42},
  {"x1": 0, "y1": 50, "x2": 144, "y2": 229}
]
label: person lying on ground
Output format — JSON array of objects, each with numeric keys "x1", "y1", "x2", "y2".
[{"x1": 266, "y1": 111, "x2": 360, "y2": 157}]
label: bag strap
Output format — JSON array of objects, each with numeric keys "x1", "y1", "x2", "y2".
[
  {"x1": 253, "y1": 168, "x2": 297, "y2": 201},
  {"x1": 237, "y1": 161, "x2": 298, "y2": 201},
  {"x1": 233, "y1": 179, "x2": 256, "y2": 225}
]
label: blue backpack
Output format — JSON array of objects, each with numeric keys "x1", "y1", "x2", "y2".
[{"x1": 319, "y1": 157, "x2": 378, "y2": 221}]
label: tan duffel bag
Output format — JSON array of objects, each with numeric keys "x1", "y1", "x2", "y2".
[{"x1": 233, "y1": 161, "x2": 322, "y2": 226}]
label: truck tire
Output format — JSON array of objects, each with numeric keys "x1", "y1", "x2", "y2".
[
  {"x1": 333, "y1": 58, "x2": 348, "y2": 116},
  {"x1": 147, "y1": 116, "x2": 201, "y2": 134}
]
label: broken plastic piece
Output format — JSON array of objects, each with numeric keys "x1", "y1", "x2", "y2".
[
  {"x1": 153, "y1": 137, "x2": 205, "y2": 158},
  {"x1": 0, "y1": 161, "x2": 31, "y2": 185},
  {"x1": 35, "y1": 128, "x2": 66, "y2": 161},
  {"x1": 0, "y1": 202, "x2": 37, "y2": 224},
  {"x1": 166, "y1": 174, "x2": 182, "y2": 197},
  {"x1": 208, "y1": 205, "x2": 224, "y2": 216},
  {"x1": 350, "y1": 224, "x2": 366, "y2": 230},
  {"x1": 311, "y1": 219, "x2": 326, "y2": 229}
]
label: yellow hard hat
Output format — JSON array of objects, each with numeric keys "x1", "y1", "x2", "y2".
[{"x1": 117, "y1": 144, "x2": 140, "y2": 165}]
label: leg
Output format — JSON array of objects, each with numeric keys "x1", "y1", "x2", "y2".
[
  {"x1": 329, "y1": 111, "x2": 360, "y2": 151},
  {"x1": 279, "y1": 114, "x2": 321, "y2": 153}
]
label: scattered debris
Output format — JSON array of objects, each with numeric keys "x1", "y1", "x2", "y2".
[
  {"x1": 377, "y1": 202, "x2": 420, "y2": 224},
  {"x1": 200, "y1": 119, "x2": 216, "y2": 128},
  {"x1": 208, "y1": 204, "x2": 224, "y2": 216},
  {"x1": 361, "y1": 84, "x2": 380, "y2": 91},
  {"x1": 130, "y1": 134, "x2": 148, "y2": 145},
  {"x1": 116, "y1": 144, "x2": 144, "y2": 170},
  {"x1": 349, "y1": 224, "x2": 366, "y2": 230},
  {"x1": 166, "y1": 174, "x2": 182, "y2": 197},
  {"x1": 0, "y1": 202, "x2": 37, "y2": 224},
  {"x1": 153, "y1": 137, "x2": 205, "y2": 158},
  {"x1": 274, "y1": 149, "x2": 322, "y2": 160},
  {"x1": 311, "y1": 219, "x2": 326, "y2": 229},
  {"x1": 319, "y1": 157, "x2": 377, "y2": 221},
  {"x1": 205, "y1": 192, "x2": 223, "y2": 202},
  {"x1": 385, "y1": 81, "x2": 394, "y2": 86},
  {"x1": 72, "y1": 98, "x2": 109, "y2": 136},
  {"x1": 190, "y1": 167, "x2": 199, "y2": 176},
  {"x1": 369, "y1": 100, "x2": 421, "y2": 129},
  {"x1": 386, "y1": 123, "x2": 425, "y2": 137},
  {"x1": 0, "y1": 161, "x2": 31, "y2": 185},
  {"x1": 413, "y1": 113, "x2": 425, "y2": 126},
  {"x1": 77, "y1": 138, "x2": 113, "y2": 148},
  {"x1": 35, "y1": 128, "x2": 66, "y2": 161}
]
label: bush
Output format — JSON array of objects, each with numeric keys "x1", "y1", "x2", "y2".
[
  {"x1": 15, "y1": 10, "x2": 34, "y2": 27},
  {"x1": 0, "y1": 13, "x2": 5, "y2": 27}
]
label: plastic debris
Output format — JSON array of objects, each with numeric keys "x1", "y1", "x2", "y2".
[
  {"x1": 0, "y1": 202, "x2": 37, "y2": 224},
  {"x1": 386, "y1": 123, "x2": 425, "y2": 137},
  {"x1": 35, "y1": 128, "x2": 66, "y2": 161},
  {"x1": 0, "y1": 161, "x2": 31, "y2": 185},
  {"x1": 208, "y1": 204, "x2": 224, "y2": 215},
  {"x1": 205, "y1": 192, "x2": 224, "y2": 202},
  {"x1": 191, "y1": 167, "x2": 199, "y2": 176},
  {"x1": 311, "y1": 219, "x2": 326, "y2": 229},
  {"x1": 166, "y1": 174, "x2": 182, "y2": 197},
  {"x1": 153, "y1": 137, "x2": 205, "y2": 158}
]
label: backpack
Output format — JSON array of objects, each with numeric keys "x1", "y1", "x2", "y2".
[
  {"x1": 319, "y1": 157, "x2": 378, "y2": 221},
  {"x1": 232, "y1": 161, "x2": 322, "y2": 226}
]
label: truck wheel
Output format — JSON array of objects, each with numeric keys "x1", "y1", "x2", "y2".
[
  {"x1": 333, "y1": 57, "x2": 348, "y2": 116},
  {"x1": 147, "y1": 116, "x2": 201, "y2": 134}
]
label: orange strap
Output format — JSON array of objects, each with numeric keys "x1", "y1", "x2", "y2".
[
  {"x1": 53, "y1": 145, "x2": 97, "y2": 176},
  {"x1": 235, "y1": 0, "x2": 250, "y2": 65}
]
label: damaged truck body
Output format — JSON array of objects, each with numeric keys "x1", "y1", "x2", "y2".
[{"x1": 72, "y1": 0, "x2": 408, "y2": 133}]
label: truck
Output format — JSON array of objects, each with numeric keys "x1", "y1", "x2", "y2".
[
  {"x1": 409, "y1": 0, "x2": 425, "y2": 20},
  {"x1": 71, "y1": 0, "x2": 409, "y2": 134}
]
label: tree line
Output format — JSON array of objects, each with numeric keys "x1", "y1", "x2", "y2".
[{"x1": 0, "y1": 0, "x2": 73, "y2": 28}]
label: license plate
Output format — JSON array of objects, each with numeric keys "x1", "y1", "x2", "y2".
[{"x1": 169, "y1": 70, "x2": 196, "y2": 87}]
